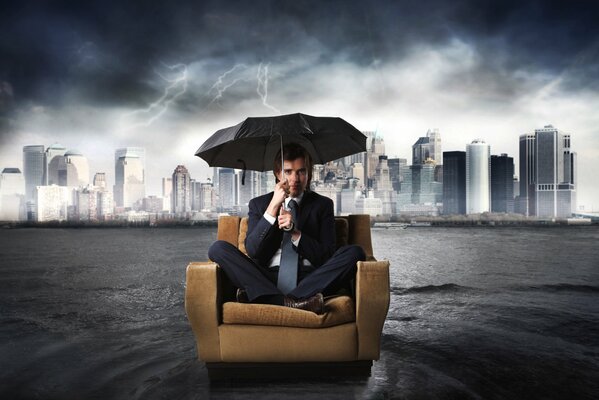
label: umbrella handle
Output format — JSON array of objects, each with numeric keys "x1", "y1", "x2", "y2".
[
  {"x1": 237, "y1": 159, "x2": 246, "y2": 185},
  {"x1": 279, "y1": 134, "x2": 286, "y2": 184}
]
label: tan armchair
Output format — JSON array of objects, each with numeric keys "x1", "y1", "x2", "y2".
[{"x1": 185, "y1": 214, "x2": 390, "y2": 380}]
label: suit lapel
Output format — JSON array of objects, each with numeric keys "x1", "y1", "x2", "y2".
[{"x1": 297, "y1": 191, "x2": 316, "y2": 230}]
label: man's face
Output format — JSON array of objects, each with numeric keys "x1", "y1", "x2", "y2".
[{"x1": 277, "y1": 157, "x2": 308, "y2": 198}]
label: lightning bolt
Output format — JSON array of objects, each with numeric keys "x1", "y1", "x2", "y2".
[
  {"x1": 256, "y1": 62, "x2": 280, "y2": 114},
  {"x1": 119, "y1": 63, "x2": 188, "y2": 131},
  {"x1": 203, "y1": 62, "x2": 280, "y2": 113},
  {"x1": 208, "y1": 64, "x2": 252, "y2": 107}
]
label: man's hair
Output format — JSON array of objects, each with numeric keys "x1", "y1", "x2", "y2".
[{"x1": 273, "y1": 142, "x2": 313, "y2": 187}]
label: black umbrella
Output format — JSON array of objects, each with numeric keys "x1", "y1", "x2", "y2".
[{"x1": 195, "y1": 113, "x2": 367, "y2": 176}]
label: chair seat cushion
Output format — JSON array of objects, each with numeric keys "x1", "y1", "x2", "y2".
[{"x1": 222, "y1": 295, "x2": 355, "y2": 328}]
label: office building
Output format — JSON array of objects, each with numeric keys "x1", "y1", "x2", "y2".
[
  {"x1": 518, "y1": 134, "x2": 536, "y2": 216},
  {"x1": 93, "y1": 173, "x2": 107, "y2": 190},
  {"x1": 534, "y1": 126, "x2": 576, "y2": 218},
  {"x1": 0, "y1": 168, "x2": 26, "y2": 221},
  {"x1": 45, "y1": 143, "x2": 66, "y2": 185},
  {"x1": 355, "y1": 191, "x2": 383, "y2": 216},
  {"x1": 412, "y1": 129, "x2": 442, "y2": 165},
  {"x1": 172, "y1": 165, "x2": 192, "y2": 214},
  {"x1": 36, "y1": 185, "x2": 70, "y2": 222},
  {"x1": 78, "y1": 187, "x2": 99, "y2": 222},
  {"x1": 365, "y1": 132, "x2": 385, "y2": 188},
  {"x1": 398, "y1": 162, "x2": 442, "y2": 212},
  {"x1": 442, "y1": 151, "x2": 466, "y2": 215},
  {"x1": 97, "y1": 190, "x2": 114, "y2": 219},
  {"x1": 23, "y1": 145, "x2": 46, "y2": 202},
  {"x1": 218, "y1": 168, "x2": 236, "y2": 210},
  {"x1": 466, "y1": 139, "x2": 490, "y2": 214},
  {"x1": 491, "y1": 154, "x2": 515, "y2": 213},
  {"x1": 373, "y1": 156, "x2": 396, "y2": 215},
  {"x1": 387, "y1": 158, "x2": 406, "y2": 192},
  {"x1": 56, "y1": 150, "x2": 90, "y2": 187},
  {"x1": 238, "y1": 170, "x2": 263, "y2": 206},
  {"x1": 114, "y1": 150, "x2": 145, "y2": 208}
]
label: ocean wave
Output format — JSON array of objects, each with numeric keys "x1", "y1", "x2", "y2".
[
  {"x1": 516, "y1": 283, "x2": 599, "y2": 293},
  {"x1": 391, "y1": 283, "x2": 473, "y2": 295}
]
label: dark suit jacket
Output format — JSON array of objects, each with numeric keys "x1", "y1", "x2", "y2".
[{"x1": 245, "y1": 190, "x2": 336, "y2": 268}]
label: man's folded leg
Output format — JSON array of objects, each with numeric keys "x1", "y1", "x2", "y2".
[
  {"x1": 289, "y1": 244, "x2": 365, "y2": 299},
  {"x1": 207, "y1": 240, "x2": 280, "y2": 301}
]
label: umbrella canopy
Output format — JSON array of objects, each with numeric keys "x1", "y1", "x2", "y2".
[{"x1": 195, "y1": 113, "x2": 367, "y2": 172}]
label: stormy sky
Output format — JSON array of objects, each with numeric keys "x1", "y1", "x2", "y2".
[{"x1": 1, "y1": 0, "x2": 599, "y2": 208}]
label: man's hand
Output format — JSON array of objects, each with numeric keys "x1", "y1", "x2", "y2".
[
  {"x1": 278, "y1": 207, "x2": 294, "y2": 231},
  {"x1": 266, "y1": 180, "x2": 289, "y2": 218}
]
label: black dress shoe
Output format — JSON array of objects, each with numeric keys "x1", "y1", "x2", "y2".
[
  {"x1": 283, "y1": 293, "x2": 324, "y2": 314},
  {"x1": 236, "y1": 288, "x2": 249, "y2": 303}
]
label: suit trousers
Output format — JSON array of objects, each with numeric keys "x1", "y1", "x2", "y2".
[{"x1": 208, "y1": 240, "x2": 366, "y2": 301}]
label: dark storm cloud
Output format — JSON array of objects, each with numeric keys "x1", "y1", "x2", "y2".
[{"x1": 2, "y1": 0, "x2": 599, "y2": 113}]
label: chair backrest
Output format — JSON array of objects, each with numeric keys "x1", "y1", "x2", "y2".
[{"x1": 216, "y1": 214, "x2": 374, "y2": 260}]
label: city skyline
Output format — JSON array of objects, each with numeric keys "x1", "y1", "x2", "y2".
[
  {"x1": 0, "y1": 125, "x2": 586, "y2": 199},
  {"x1": 2, "y1": 2, "x2": 599, "y2": 209}
]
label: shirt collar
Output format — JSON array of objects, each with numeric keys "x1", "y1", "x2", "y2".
[{"x1": 284, "y1": 191, "x2": 304, "y2": 207}]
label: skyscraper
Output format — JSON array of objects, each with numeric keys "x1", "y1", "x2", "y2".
[
  {"x1": 412, "y1": 129, "x2": 442, "y2": 165},
  {"x1": 171, "y1": 165, "x2": 191, "y2": 214},
  {"x1": 57, "y1": 150, "x2": 90, "y2": 187},
  {"x1": 399, "y1": 163, "x2": 442, "y2": 207},
  {"x1": 491, "y1": 154, "x2": 515, "y2": 213},
  {"x1": 373, "y1": 156, "x2": 396, "y2": 215},
  {"x1": 387, "y1": 157, "x2": 407, "y2": 192},
  {"x1": 518, "y1": 134, "x2": 536, "y2": 216},
  {"x1": 114, "y1": 152, "x2": 145, "y2": 208},
  {"x1": 365, "y1": 131, "x2": 385, "y2": 188},
  {"x1": 0, "y1": 168, "x2": 26, "y2": 221},
  {"x1": 23, "y1": 145, "x2": 46, "y2": 202},
  {"x1": 534, "y1": 125, "x2": 576, "y2": 218},
  {"x1": 218, "y1": 168, "x2": 236, "y2": 210},
  {"x1": 442, "y1": 151, "x2": 466, "y2": 215},
  {"x1": 45, "y1": 143, "x2": 66, "y2": 185},
  {"x1": 238, "y1": 170, "x2": 263, "y2": 206},
  {"x1": 115, "y1": 147, "x2": 146, "y2": 173},
  {"x1": 466, "y1": 139, "x2": 490, "y2": 214}
]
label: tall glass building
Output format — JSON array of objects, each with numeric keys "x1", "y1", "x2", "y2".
[
  {"x1": 466, "y1": 139, "x2": 490, "y2": 214},
  {"x1": 491, "y1": 154, "x2": 515, "y2": 213},
  {"x1": 443, "y1": 151, "x2": 466, "y2": 215},
  {"x1": 518, "y1": 134, "x2": 536, "y2": 216},
  {"x1": 114, "y1": 153, "x2": 145, "y2": 208},
  {"x1": 23, "y1": 145, "x2": 46, "y2": 202}
]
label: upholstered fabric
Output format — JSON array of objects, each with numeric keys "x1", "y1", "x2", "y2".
[
  {"x1": 238, "y1": 217, "x2": 249, "y2": 255},
  {"x1": 222, "y1": 295, "x2": 355, "y2": 328},
  {"x1": 348, "y1": 214, "x2": 375, "y2": 261},
  {"x1": 218, "y1": 323, "x2": 358, "y2": 362},
  {"x1": 185, "y1": 262, "x2": 223, "y2": 362},
  {"x1": 355, "y1": 260, "x2": 390, "y2": 360},
  {"x1": 334, "y1": 218, "x2": 349, "y2": 249},
  {"x1": 216, "y1": 216, "x2": 241, "y2": 248}
]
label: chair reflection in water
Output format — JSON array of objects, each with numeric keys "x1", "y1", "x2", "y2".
[{"x1": 185, "y1": 214, "x2": 390, "y2": 381}]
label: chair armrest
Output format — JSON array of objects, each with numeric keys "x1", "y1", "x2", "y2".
[
  {"x1": 185, "y1": 262, "x2": 223, "y2": 362},
  {"x1": 355, "y1": 259, "x2": 390, "y2": 360}
]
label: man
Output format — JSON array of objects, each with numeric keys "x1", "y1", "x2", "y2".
[{"x1": 208, "y1": 143, "x2": 365, "y2": 314}]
